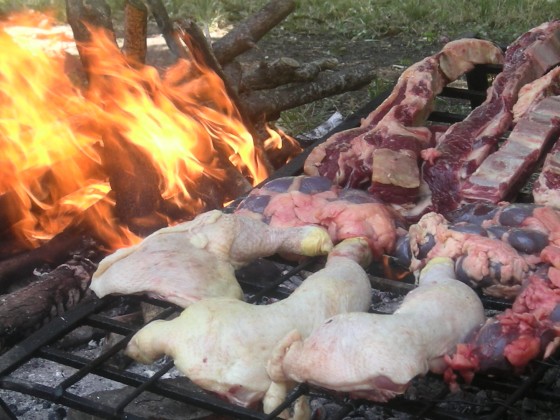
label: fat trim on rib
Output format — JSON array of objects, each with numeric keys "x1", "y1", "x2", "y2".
[
  {"x1": 461, "y1": 94, "x2": 560, "y2": 204},
  {"x1": 423, "y1": 20, "x2": 560, "y2": 216},
  {"x1": 303, "y1": 39, "x2": 504, "y2": 206}
]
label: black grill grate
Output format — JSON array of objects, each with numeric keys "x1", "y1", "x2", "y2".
[{"x1": 2, "y1": 63, "x2": 560, "y2": 420}]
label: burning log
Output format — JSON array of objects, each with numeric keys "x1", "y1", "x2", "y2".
[
  {"x1": 0, "y1": 257, "x2": 95, "y2": 352},
  {"x1": 212, "y1": 0, "x2": 296, "y2": 66},
  {"x1": 65, "y1": 0, "x2": 118, "y2": 73},
  {"x1": 0, "y1": 226, "x2": 90, "y2": 291},
  {"x1": 174, "y1": 18, "x2": 275, "y2": 174},
  {"x1": 239, "y1": 61, "x2": 378, "y2": 121},
  {"x1": 99, "y1": 134, "x2": 166, "y2": 236},
  {"x1": 122, "y1": 0, "x2": 148, "y2": 63}
]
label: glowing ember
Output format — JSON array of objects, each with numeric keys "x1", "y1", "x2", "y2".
[{"x1": 0, "y1": 11, "x2": 276, "y2": 251}]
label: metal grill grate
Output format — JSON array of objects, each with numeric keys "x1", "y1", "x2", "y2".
[{"x1": 2, "y1": 63, "x2": 560, "y2": 420}]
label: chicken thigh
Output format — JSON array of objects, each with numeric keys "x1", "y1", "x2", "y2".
[
  {"x1": 267, "y1": 257, "x2": 485, "y2": 403},
  {"x1": 90, "y1": 210, "x2": 333, "y2": 307},
  {"x1": 124, "y1": 238, "x2": 373, "y2": 415}
]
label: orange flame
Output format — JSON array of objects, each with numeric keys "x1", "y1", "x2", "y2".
[{"x1": 0, "y1": 11, "x2": 275, "y2": 251}]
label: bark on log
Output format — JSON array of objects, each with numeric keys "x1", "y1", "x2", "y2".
[
  {"x1": 240, "y1": 61, "x2": 378, "y2": 121},
  {"x1": 0, "y1": 258, "x2": 95, "y2": 352},
  {"x1": 123, "y1": 0, "x2": 148, "y2": 63},
  {"x1": 144, "y1": 0, "x2": 190, "y2": 59},
  {"x1": 225, "y1": 57, "x2": 339, "y2": 93},
  {"x1": 212, "y1": 0, "x2": 296, "y2": 65}
]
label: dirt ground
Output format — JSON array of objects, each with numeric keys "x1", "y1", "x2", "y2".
[{"x1": 238, "y1": 30, "x2": 442, "y2": 121}]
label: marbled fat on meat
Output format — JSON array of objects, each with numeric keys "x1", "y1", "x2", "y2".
[
  {"x1": 423, "y1": 21, "x2": 560, "y2": 215},
  {"x1": 303, "y1": 39, "x2": 504, "y2": 205}
]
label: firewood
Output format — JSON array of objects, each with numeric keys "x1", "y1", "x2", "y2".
[
  {"x1": 123, "y1": 0, "x2": 148, "y2": 63},
  {"x1": 240, "y1": 61, "x2": 378, "y2": 121},
  {"x1": 99, "y1": 133, "x2": 165, "y2": 236},
  {"x1": 65, "y1": 0, "x2": 118, "y2": 74},
  {"x1": 225, "y1": 57, "x2": 340, "y2": 93},
  {"x1": 0, "y1": 226, "x2": 89, "y2": 291},
  {"x1": 212, "y1": 0, "x2": 296, "y2": 66},
  {"x1": 174, "y1": 18, "x2": 274, "y2": 174},
  {"x1": 0, "y1": 258, "x2": 95, "y2": 352},
  {"x1": 143, "y1": 0, "x2": 190, "y2": 59}
]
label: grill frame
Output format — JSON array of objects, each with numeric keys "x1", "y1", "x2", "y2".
[{"x1": 2, "y1": 62, "x2": 560, "y2": 420}]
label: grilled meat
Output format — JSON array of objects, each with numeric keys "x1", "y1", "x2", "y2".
[
  {"x1": 462, "y1": 94, "x2": 560, "y2": 204},
  {"x1": 445, "y1": 252, "x2": 560, "y2": 386},
  {"x1": 393, "y1": 203, "x2": 560, "y2": 298},
  {"x1": 303, "y1": 39, "x2": 504, "y2": 205},
  {"x1": 424, "y1": 20, "x2": 560, "y2": 215}
]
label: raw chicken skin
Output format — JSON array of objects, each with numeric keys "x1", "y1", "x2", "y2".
[
  {"x1": 267, "y1": 257, "x2": 485, "y2": 402},
  {"x1": 124, "y1": 238, "x2": 373, "y2": 416},
  {"x1": 90, "y1": 210, "x2": 333, "y2": 307}
]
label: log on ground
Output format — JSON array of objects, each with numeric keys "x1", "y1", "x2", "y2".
[
  {"x1": 0, "y1": 258, "x2": 96, "y2": 352},
  {"x1": 240, "y1": 61, "x2": 378, "y2": 121}
]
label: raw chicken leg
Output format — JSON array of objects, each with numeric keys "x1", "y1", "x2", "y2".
[
  {"x1": 124, "y1": 238, "x2": 373, "y2": 415},
  {"x1": 90, "y1": 210, "x2": 333, "y2": 307},
  {"x1": 267, "y1": 257, "x2": 485, "y2": 403}
]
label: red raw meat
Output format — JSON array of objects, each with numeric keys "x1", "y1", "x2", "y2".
[
  {"x1": 303, "y1": 39, "x2": 504, "y2": 205},
  {"x1": 423, "y1": 21, "x2": 560, "y2": 215}
]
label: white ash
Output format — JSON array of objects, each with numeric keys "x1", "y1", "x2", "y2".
[{"x1": 0, "y1": 335, "x2": 183, "y2": 419}]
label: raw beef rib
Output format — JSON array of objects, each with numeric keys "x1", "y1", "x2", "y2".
[
  {"x1": 423, "y1": 20, "x2": 560, "y2": 215},
  {"x1": 303, "y1": 39, "x2": 503, "y2": 205}
]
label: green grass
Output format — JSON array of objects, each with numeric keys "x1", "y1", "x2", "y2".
[
  {"x1": 1, "y1": 0, "x2": 557, "y2": 133},
  {"x1": 2, "y1": 0, "x2": 557, "y2": 42}
]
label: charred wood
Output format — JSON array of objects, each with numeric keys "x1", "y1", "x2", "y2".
[
  {"x1": 212, "y1": 0, "x2": 296, "y2": 66},
  {"x1": 0, "y1": 226, "x2": 91, "y2": 292},
  {"x1": 65, "y1": 0, "x2": 118, "y2": 74},
  {"x1": 99, "y1": 134, "x2": 166, "y2": 236},
  {"x1": 254, "y1": 122, "x2": 303, "y2": 170},
  {"x1": 240, "y1": 61, "x2": 377, "y2": 121},
  {"x1": 122, "y1": 0, "x2": 148, "y2": 63},
  {"x1": 0, "y1": 258, "x2": 95, "y2": 353}
]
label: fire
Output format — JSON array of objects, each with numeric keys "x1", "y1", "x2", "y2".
[{"x1": 0, "y1": 11, "x2": 275, "y2": 251}]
